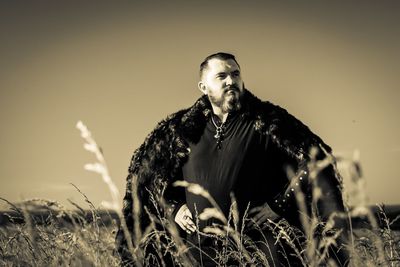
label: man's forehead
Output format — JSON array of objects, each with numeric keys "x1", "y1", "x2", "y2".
[{"x1": 206, "y1": 58, "x2": 240, "y2": 73}]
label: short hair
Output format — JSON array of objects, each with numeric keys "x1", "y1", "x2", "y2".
[{"x1": 199, "y1": 52, "x2": 241, "y2": 78}]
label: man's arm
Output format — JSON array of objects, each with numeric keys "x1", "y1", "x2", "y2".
[
  {"x1": 163, "y1": 177, "x2": 197, "y2": 234},
  {"x1": 311, "y1": 150, "x2": 350, "y2": 266},
  {"x1": 163, "y1": 176, "x2": 186, "y2": 218},
  {"x1": 262, "y1": 101, "x2": 350, "y2": 264},
  {"x1": 270, "y1": 146, "x2": 350, "y2": 266},
  {"x1": 296, "y1": 148, "x2": 350, "y2": 266}
]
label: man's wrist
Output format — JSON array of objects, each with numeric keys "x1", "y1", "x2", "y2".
[{"x1": 166, "y1": 201, "x2": 185, "y2": 219}]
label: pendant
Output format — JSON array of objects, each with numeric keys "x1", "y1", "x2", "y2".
[
  {"x1": 211, "y1": 116, "x2": 225, "y2": 149},
  {"x1": 214, "y1": 128, "x2": 222, "y2": 139}
]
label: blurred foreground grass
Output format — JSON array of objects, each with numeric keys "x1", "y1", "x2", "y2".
[
  {"x1": 1, "y1": 121, "x2": 399, "y2": 266},
  {"x1": 0, "y1": 199, "x2": 399, "y2": 266}
]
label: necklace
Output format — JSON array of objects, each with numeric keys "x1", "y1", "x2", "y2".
[{"x1": 211, "y1": 115, "x2": 225, "y2": 149}]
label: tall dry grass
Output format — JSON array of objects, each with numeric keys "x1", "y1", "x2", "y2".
[{"x1": 0, "y1": 121, "x2": 399, "y2": 266}]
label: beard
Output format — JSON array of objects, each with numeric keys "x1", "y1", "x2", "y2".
[{"x1": 208, "y1": 86, "x2": 243, "y2": 113}]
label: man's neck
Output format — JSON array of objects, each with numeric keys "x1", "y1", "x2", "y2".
[{"x1": 211, "y1": 106, "x2": 229, "y2": 123}]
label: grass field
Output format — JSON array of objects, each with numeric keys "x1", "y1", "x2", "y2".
[
  {"x1": 0, "y1": 200, "x2": 399, "y2": 266},
  {"x1": 1, "y1": 121, "x2": 399, "y2": 266}
]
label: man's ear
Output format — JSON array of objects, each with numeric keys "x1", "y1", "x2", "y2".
[{"x1": 198, "y1": 81, "x2": 207, "y2": 95}]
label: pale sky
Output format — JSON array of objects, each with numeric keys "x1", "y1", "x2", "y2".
[{"x1": 1, "y1": 1, "x2": 399, "y2": 210}]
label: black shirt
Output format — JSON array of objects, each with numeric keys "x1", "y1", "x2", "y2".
[{"x1": 182, "y1": 112, "x2": 272, "y2": 229}]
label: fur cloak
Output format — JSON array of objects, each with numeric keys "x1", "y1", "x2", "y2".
[{"x1": 116, "y1": 88, "x2": 346, "y2": 265}]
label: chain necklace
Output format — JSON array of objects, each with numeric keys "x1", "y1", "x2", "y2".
[{"x1": 211, "y1": 115, "x2": 225, "y2": 149}]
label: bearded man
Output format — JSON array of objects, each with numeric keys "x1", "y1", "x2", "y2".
[{"x1": 116, "y1": 52, "x2": 349, "y2": 266}]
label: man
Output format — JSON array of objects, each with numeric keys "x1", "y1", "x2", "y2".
[{"x1": 116, "y1": 52, "x2": 349, "y2": 266}]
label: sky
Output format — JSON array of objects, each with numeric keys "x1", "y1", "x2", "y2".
[{"x1": 0, "y1": 1, "x2": 399, "y2": 210}]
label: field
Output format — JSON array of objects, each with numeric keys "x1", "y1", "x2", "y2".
[
  {"x1": 1, "y1": 122, "x2": 399, "y2": 266},
  {"x1": 0, "y1": 200, "x2": 399, "y2": 266}
]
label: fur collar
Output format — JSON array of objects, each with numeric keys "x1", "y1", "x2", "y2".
[
  {"x1": 129, "y1": 88, "x2": 330, "y2": 188},
  {"x1": 178, "y1": 88, "x2": 330, "y2": 159}
]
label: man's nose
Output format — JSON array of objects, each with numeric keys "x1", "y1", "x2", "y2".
[{"x1": 225, "y1": 75, "x2": 233, "y2": 85}]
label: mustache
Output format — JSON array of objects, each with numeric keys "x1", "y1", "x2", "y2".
[{"x1": 224, "y1": 85, "x2": 240, "y2": 93}]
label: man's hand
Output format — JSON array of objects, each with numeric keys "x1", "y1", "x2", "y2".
[
  {"x1": 174, "y1": 204, "x2": 197, "y2": 234},
  {"x1": 249, "y1": 203, "x2": 280, "y2": 227}
]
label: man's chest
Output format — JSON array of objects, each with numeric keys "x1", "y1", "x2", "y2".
[{"x1": 182, "y1": 116, "x2": 265, "y2": 185}]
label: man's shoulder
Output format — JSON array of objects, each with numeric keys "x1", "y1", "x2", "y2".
[
  {"x1": 245, "y1": 96, "x2": 293, "y2": 127},
  {"x1": 128, "y1": 107, "x2": 190, "y2": 175},
  {"x1": 250, "y1": 94, "x2": 331, "y2": 159},
  {"x1": 260, "y1": 100, "x2": 288, "y2": 116},
  {"x1": 241, "y1": 90, "x2": 288, "y2": 119},
  {"x1": 150, "y1": 108, "x2": 190, "y2": 132},
  {"x1": 152, "y1": 93, "x2": 210, "y2": 129}
]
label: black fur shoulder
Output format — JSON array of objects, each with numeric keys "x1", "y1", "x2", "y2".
[{"x1": 258, "y1": 100, "x2": 332, "y2": 161}]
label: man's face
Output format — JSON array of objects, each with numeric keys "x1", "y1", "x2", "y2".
[{"x1": 198, "y1": 58, "x2": 244, "y2": 113}]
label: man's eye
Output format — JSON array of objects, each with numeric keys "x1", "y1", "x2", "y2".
[{"x1": 217, "y1": 75, "x2": 226, "y2": 79}]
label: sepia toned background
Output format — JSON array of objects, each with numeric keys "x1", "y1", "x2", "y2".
[{"x1": 0, "y1": 1, "x2": 399, "y2": 209}]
